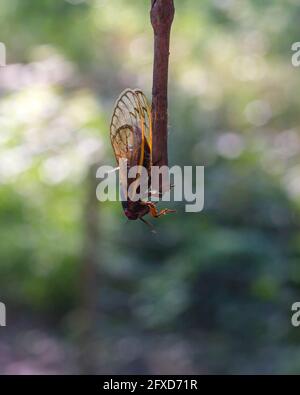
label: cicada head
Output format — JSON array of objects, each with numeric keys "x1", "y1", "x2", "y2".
[{"x1": 122, "y1": 200, "x2": 150, "y2": 221}]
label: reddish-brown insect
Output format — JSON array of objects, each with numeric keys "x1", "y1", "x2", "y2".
[{"x1": 110, "y1": 89, "x2": 175, "y2": 226}]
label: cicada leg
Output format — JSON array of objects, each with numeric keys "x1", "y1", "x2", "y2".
[
  {"x1": 140, "y1": 217, "x2": 157, "y2": 233},
  {"x1": 142, "y1": 201, "x2": 176, "y2": 218},
  {"x1": 154, "y1": 208, "x2": 177, "y2": 218}
]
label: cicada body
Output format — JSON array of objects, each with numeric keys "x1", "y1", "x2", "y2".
[{"x1": 110, "y1": 89, "x2": 175, "y2": 224}]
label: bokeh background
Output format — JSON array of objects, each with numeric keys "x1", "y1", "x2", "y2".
[{"x1": 0, "y1": 0, "x2": 300, "y2": 374}]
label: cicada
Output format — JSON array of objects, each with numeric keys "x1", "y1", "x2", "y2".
[{"x1": 110, "y1": 88, "x2": 175, "y2": 226}]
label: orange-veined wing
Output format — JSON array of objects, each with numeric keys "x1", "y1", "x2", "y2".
[{"x1": 110, "y1": 89, "x2": 152, "y2": 168}]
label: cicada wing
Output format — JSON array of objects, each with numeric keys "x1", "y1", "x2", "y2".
[
  {"x1": 110, "y1": 89, "x2": 152, "y2": 203},
  {"x1": 110, "y1": 89, "x2": 152, "y2": 167},
  {"x1": 111, "y1": 124, "x2": 142, "y2": 203},
  {"x1": 111, "y1": 89, "x2": 142, "y2": 163},
  {"x1": 111, "y1": 124, "x2": 141, "y2": 167},
  {"x1": 134, "y1": 89, "x2": 152, "y2": 166}
]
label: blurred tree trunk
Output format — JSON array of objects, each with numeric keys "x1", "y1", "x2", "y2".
[
  {"x1": 77, "y1": 163, "x2": 101, "y2": 374},
  {"x1": 151, "y1": 0, "x2": 175, "y2": 171}
]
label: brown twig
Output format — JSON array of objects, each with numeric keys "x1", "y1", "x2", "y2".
[{"x1": 150, "y1": 0, "x2": 175, "y2": 169}]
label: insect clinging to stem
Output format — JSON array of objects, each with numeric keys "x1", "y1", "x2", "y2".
[{"x1": 110, "y1": 88, "x2": 175, "y2": 227}]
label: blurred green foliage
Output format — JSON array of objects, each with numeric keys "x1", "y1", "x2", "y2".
[{"x1": 0, "y1": 0, "x2": 300, "y2": 374}]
